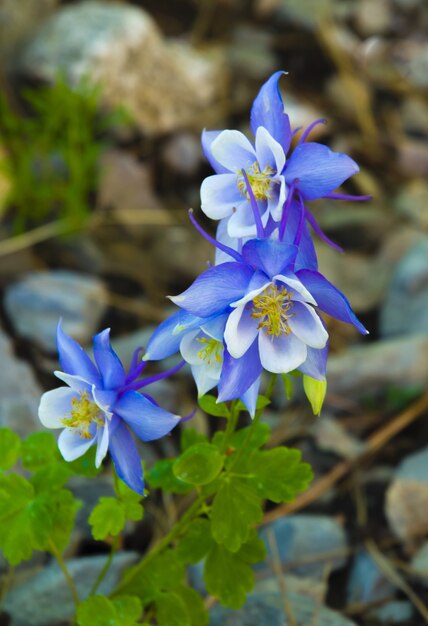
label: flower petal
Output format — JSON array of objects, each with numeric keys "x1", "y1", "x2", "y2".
[
  {"x1": 93, "y1": 329, "x2": 126, "y2": 389},
  {"x1": 54, "y1": 371, "x2": 91, "y2": 393},
  {"x1": 38, "y1": 387, "x2": 78, "y2": 428},
  {"x1": 201, "y1": 174, "x2": 243, "y2": 220},
  {"x1": 298, "y1": 344, "x2": 328, "y2": 381},
  {"x1": 58, "y1": 428, "x2": 95, "y2": 462},
  {"x1": 218, "y1": 339, "x2": 262, "y2": 402},
  {"x1": 114, "y1": 391, "x2": 180, "y2": 441},
  {"x1": 255, "y1": 126, "x2": 286, "y2": 173},
  {"x1": 214, "y1": 218, "x2": 240, "y2": 266},
  {"x1": 250, "y1": 71, "x2": 292, "y2": 153},
  {"x1": 201, "y1": 129, "x2": 230, "y2": 174},
  {"x1": 285, "y1": 142, "x2": 359, "y2": 200},
  {"x1": 240, "y1": 376, "x2": 261, "y2": 418},
  {"x1": 191, "y1": 365, "x2": 219, "y2": 397},
  {"x1": 266, "y1": 176, "x2": 286, "y2": 222},
  {"x1": 109, "y1": 420, "x2": 144, "y2": 495},
  {"x1": 258, "y1": 330, "x2": 307, "y2": 374},
  {"x1": 274, "y1": 273, "x2": 317, "y2": 305},
  {"x1": 224, "y1": 305, "x2": 259, "y2": 359},
  {"x1": 200, "y1": 313, "x2": 228, "y2": 341},
  {"x1": 288, "y1": 302, "x2": 328, "y2": 349},
  {"x1": 227, "y1": 200, "x2": 268, "y2": 239},
  {"x1": 296, "y1": 269, "x2": 368, "y2": 334},
  {"x1": 242, "y1": 239, "x2": 298, "y2": 278},
  {"x1": 145, "y1": 310, "x2": 205, "y2": 361},
  {"x1": 95, "y1": 422, "x2": 109, "y2": 468},
  {"x1": 179, "y1": 330, "x2": 203, "y2": 366},
  {"x1": 56, "y1": 321, "x2": 100, "y2": 385},
  {"x1": 170, "y1": 262, "x2": 254, "y2": 317},
  {"x1": 211, "y1": 130, "x2": 256, "y2": 172}
]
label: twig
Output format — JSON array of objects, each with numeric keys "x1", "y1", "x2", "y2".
[
  {"x1": 266, "y1": 526, "x2": 297, "y2": 626},
  {"x1": 0, "y1": 220, "x2": 75, "y2": 257},
  {"x1": 48, "y1": 539, "x2": 80, "y2": 607},
  {"x1": 263, "y1": 393, "x2": 428, "y2": 524}
]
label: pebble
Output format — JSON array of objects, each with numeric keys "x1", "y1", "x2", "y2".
[
  {"x1": 260, "y1": 515, "x2": 348, "y2": 578},
  {"x1": 0, "y1": 326, "x2": 42, "y2": 438},
  {"x1": 4, "y1": 552, "x2": 138, "y2": 626},
  {"x1": 346, "y1": 549, "x2": 395, "y2": 604},
  {"x1": 370, "y1": 600, "x2": 414, "y2": 624},
  {"x1": 380, "y1": 237, "x2": 428, "y2": 338},
  {"x1": 410, "y1": 541, "x2": 428, "y2": 586},
  {"x1": 17, "y1": 1, "x2": 227, "y2": 136},
  {"x1": 4, "y1": 270, "x2": 108, "y2": 351}
]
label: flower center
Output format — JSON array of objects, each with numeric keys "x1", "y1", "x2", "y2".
[
  {"x1": 237, "y1": 162, "x2": 276, "y2": 201},
  {"x1": 62, "y1": 391, "x2": 103, "y2": 439},
  {"x1": 251, "y1": 285, "x2": 294, "y2": 337},
  {"x1": 196, "y1": 337, "x2": 223, "y2": 365}
]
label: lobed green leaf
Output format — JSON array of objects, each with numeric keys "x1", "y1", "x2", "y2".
[
  {"x1": 204, "y1": 543, "x2": 255, "y2": 609},
  {"x1": 176, "y1": 519, "x2": 214, "y2": 564},
  {"x1": 147, "y1": 459, "x2": 192, "y2": 494},
  {"x1": 77, "y1": 595, "x2": 142, "y2": 626},
  {"x1": 253, "y1": 447, "x2": 314, "y2": 503},
  {"x1": 173, "y1": 444, "x2": 224, "y2": 486},
  {"x1": 0, "y1": 428, "x2": 20, "y2": 471}
]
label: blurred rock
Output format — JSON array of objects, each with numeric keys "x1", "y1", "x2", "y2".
[
  {"x1": 18, "y1": 1, "x2": 227, "y2": 136},
  {"x1": 284, "y1": 94, "x2": 328, "y2": 141},
  {"x1": 161, "y1": 133, "x2": 202, "y2": 177},
  {"x1": 314, "y1": 416, "x2": 366, "y2": 460},
  {"x1": 4, "y1": 552, "x2": 138, "y2": 626},
  {"x1": 68, "y1": 474, "x2": 114, "y2": 546},
  {"x1": 328, "y1": 335, "x2": 428, "y2": 395},
  {"x1": 99, "y1": 149, "x2": 162, "y2": 212},
  {"x1": 380, "y1": 237, "x2": 428, "y2": 338},
  {"x1": 0, "y1": 327, "x2": 42, "y2": 437},
  {"x1": 257, "y1": 0, "x2": 334, "y2": 30},
  {"x1": 347, "y1": 549, "x2": 395, "y2": 604},
  {"x1": 386, "y1": 446, "x2": 428, "y2": 542},
  {"x1": 401, "y1": 97, "x2": 428, "y2": 137},
  {"x1": 355, "y1": 0, "x2": 392, "y2": 36},
  {"x1": 394, "y1": 181, "x2": 428, "y2": 229},
  {"x1": 398, "y1": 139, "x2": 428, "y2": 177},
  {"x1": 228, "y1": 25, "x2": 277, "y2": 79},
  {"x1": 5, "y1": 270, "x2": 107, "y2": 351},
  {"x1": 260, "y1": 515, "x2": 348, "y2": 578},
  {"x1": 210, "y1": 592, "x2": 358, "y2": 626},
  {"x1": 0, "y1": 0, "x2": 58, "y2": 61},
  {"x1": 410, "y1": 541, "x2": 428, "y2": 585},
  {"x1": 370, "y1": 600, "x2": 414, "y2": 624},
  {"x1": 394, "y1": 41, "x2": 428, "y2": 91},
  {"x1": 254, "y1": 572, "x2": 325, "y2": 602}
]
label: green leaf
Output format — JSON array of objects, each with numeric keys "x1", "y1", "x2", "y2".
[
  {"x1": 237, "y1": 530, "x2": 267, "y2": 564},
  {"x1": 211, "y1": 477, "x2": 263, "y2": 552},
  {"x1": 147, "y1": 459, "x2": 192, "y2": 494},
  {"x1": 176, "y1": 519, "x2": 214, "y2": 564},
  {"x1": 77, "y1": 595, "x2": 142, "y2": 626},
  {"x1": 230, "y1": 422, "x2": 271, "y2": 451},
  {"x1": 155, "y1": 591, "x2": 190, "y2": 626},
  {"x1": 204, "y1": 543, "x2": 255, "y2": 609},
  {"x1": 253, "y1": 447, "x2": 313, "y2": 503},
  {"x1": 113, "y1": 477, "x2": 144, "y2": 522},
  {"x1": 303, "y1": 375, "x2": 327, "y2": 415},
  {"x1": 89, "y1": 498, "x2": 126, "y2": 540},
  {"x1": 175, "y1": 585, "x2": 209, "y2": 626},
  {"x1": 21, "y1": 432, "x2": 60, "y2": 470},
  {"x1": 46, "y1": 489, "x2": 82, "y2": 552},
  {"x1": 180, "y1": 427, "x2": 208, "y2": 451},
  {"x1": 120, "y1": 550, "x2": 186, "y2": 601},
  {"x1": 198, "y1": 395, "x2": 230, "y2": 418},
  {"x1": 173, "y1": 444, "x2": 224, "y2": 486},
  {"x1": 31, "y1": 463, "x2": 71, "y2": 492},
  {"x1": 0, "y1": 428, "x2": 20, "y2": 471},
  {"x1": 68, "y1": 446, "x2": 102, "y2": 476}
]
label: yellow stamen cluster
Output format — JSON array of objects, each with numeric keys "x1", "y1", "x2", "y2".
[
  {"x1": 196, "y1": 337, "x2": 223, "y2": 365},
  {"x1": 251, "y1": 285, "x2": 294, "y2": 337},
  {"x1": 237, "y1": 162, "x2": 277, "y2": 201},
  {"x1": 62, "y1": 391, "x2": 103, "y2": 439}
]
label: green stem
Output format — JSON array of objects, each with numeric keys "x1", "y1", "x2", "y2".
[
  {"x1": 111, "y1": 496, "x2": 204, "y2": 597},
  {"x1": 49, "y1": 539, "x2": 80, "y2": 607},
  {"x1": 221, "y1": 400, "x2": 239, "y2": 453},
  {"x1": 90, "y1": 534, "x2": 120, "y2": 596}
]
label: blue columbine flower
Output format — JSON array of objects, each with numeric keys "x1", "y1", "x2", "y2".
[
  {"x1": 201, "y1": 71, "x2": 370, "y2": 244},
  {"x1": 145, "y1": 230, "x2": 367, "y2": 411},
  {"x1": 38, "y1": 322, "x2": 182, "y2": 494}
]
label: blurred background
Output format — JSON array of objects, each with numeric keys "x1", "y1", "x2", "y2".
[{"x1": 0, "y1": 0, "x2": 428, "y2": 625}]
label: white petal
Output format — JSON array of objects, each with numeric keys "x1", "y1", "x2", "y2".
[
  {"x1": 274, "y1": 273, "x2": 317, "y2": 305},
  {"x1": 201, "y1": 174, "x2": 242, "y2": 220},
  {"x1": 95, "y1": 422, "x2": 109, "y2": 468},
  {"x1": 191, "y1": 365, "x2": 219, "y2": 397},
  {"x1": 231, "y1": 281, "x2": 271, "y2": 308},
  {"x1": 258, "y1": 330, "x2": 307, "y2": 374},
  {"x1": 38, "y1": 387, "x2": 79, "y2": 429},
  {"x1": 58, "y1": 428, "x2": 95, "y2": 462},
  {"x1": 227, "y1": 200, "x2": 270, "y2": 239},
  {"x1": 255, "y1": 126, "x2": 286, "y2": 173},
  {"x1": 224, "y1": 305, "x2": 259, "y2": 359},
  {"x1": 54, "y1": 371, "x2": 92, "y2": 392},
  {"x1": 267, "y1": 176, "x2": 287, "y2": 222},
  {"x1": 211, "y1": 130, "x2": 256, "y2": 172},
  {"x1": 288, "y1": 302, "x2": 328, "y2": 348},
  {"x1": 180, "y1": 331, "x2": 205, "y2": 366}
]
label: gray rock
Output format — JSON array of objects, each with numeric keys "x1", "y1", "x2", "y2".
[
  {"x1": 18, "y1": 1, "x2": 226, "y2": 136},
  {"x1": 260, "y1": 515, "x2": 348, "y2": 578},
  {"x1": 327, "y1": 335, "x2": 428, "y2": 395},
  {"x1": 410, "y1": 541, "x2": 428, "y2": 586},
  {"x1": 5, "y1": 270, "x2": 107, "y2": 351},
  {"x1": 347, "y1": 550, "x2": 395, "y2": 604},
  {"x1": 210, "y1": 592, "x2": 358, "y2": 626},
  {"x1": 381, "y1": 238, "x2": 428, "y2": 338},
  {"x1": 371, "y1": 600, "x2": 414, "y2": 624},
  {"x1": 162, "y1": 133, "x2": 202, "y2": 176},
  {"x1": 4, "y1": 552, "x2": 138, "y2": 626},
  {"x1": 0, "y1": 327, "x2": 42, "y2": 437},
  {"x1": 395, "y1": 181, "x2": 428, "y2": 230},
  {"x1": 395, "y1": 446, "x2": 428, "y2": 483},
  {"x1": 0, "y1": 0, "x2": 58, "y2": 61}
]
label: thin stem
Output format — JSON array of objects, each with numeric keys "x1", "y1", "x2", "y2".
[
  {"x1": 90, "y1": 534, "x2": 120, "y2": 596},
  {"x1": 111, "y1": 496, "x2": 204, "y2": 597},
  {"x1": 220, "y1": 400, "x2": 239, "y2": 454},
  {"x1": 48, "y1": 539, "x2": 80, "y2": 607},
  {"x1": 0, "y1": 565, "x2": 14, "y2": 609}
]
